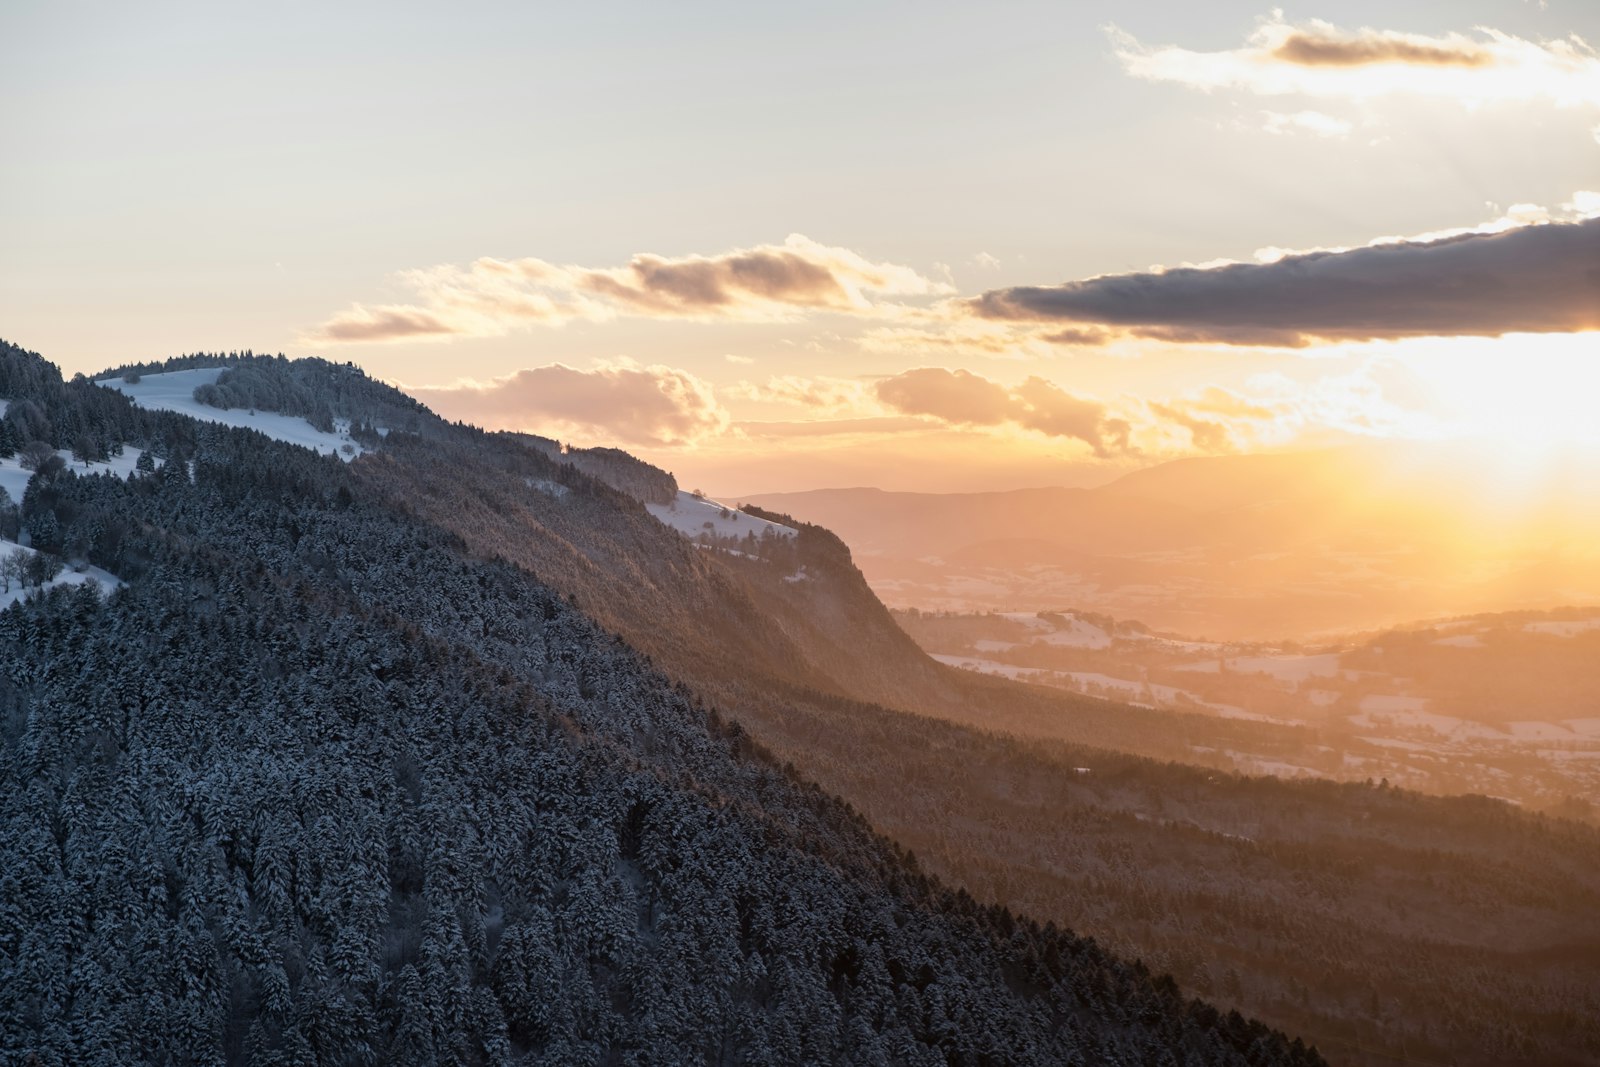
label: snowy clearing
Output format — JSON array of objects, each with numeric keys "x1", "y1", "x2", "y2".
[
  {"x1": 0, "y1": 447, "x2": 159, "y2": 503},
  {"x1": 1359, "y1": 695, "x2": 1429, "y2": 715},
  {"x1": 1433, "y1": 634, "x2": 1485, "y2": 648},
  {"x1": 998, "y1": 611, "x2": 1054, "y2": 631},
  {"x1": 1524, "y1": 618, "x2": 1600, "y2": 638},
  {"x1": 1176, "y1": 652, "x2": 1345, "y2": 683},
  {"x1": 0, "y1": 459, "x2": 32, "y2": 504},
  {"x1": 647, "y1": 492, "x2": 795, "y2": 541},
  {"x1": 1036, "y1": 617, "x2": 1112, "y2": 649},
  {"x1": 931, "y1": 655, "x2": 1262, "y2": 719},
  {"x1": 930, "y1": 653, "x2": 1046, "y2": 681},
  {"x1": 526, "y1": 478, "x2": 569, "y2": 499},
  {"x1": 0, "y1": 538, "x2": 122, "y2": 610},
  {"x1": 1060, "y1": 672, "x2": 1256, "y2": 718},
  {"x1": 97, "y1": 368, "x2": 368, "y2": 461},
  {"x1": 1348, "y1": 705, "x2": 1511, "y2": 742}
]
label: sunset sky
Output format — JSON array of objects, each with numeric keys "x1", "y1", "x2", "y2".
[{"x1": 3, "y1": 0, "x2": 1597, "y2": 492}]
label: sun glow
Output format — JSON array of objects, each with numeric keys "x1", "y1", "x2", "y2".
[
  {"x1": 1395, "y1": 332, "x2": 1600, "y2": 451},
  {"x1": 1364, "y1": 333, "x2": 1600, "y2": 542}
]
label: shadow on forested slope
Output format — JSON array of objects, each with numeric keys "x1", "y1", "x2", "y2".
[{"x1": 0, "y1": 339, "x2": 1326, "y2": 1064}]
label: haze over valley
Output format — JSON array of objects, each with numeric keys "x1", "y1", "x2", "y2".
[{"x1": 742, "y1": 447, "x2": 1600, "y2": 640}]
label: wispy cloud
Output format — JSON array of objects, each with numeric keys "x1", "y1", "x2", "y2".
[
  {"x1": 859, "y1": 318, "x2": 1111, "y2": 360},
  {"x1": 874, "y1": 367, "x2": 1135, "y2": 457},
  {"x1": 309, "y1": 235, "x2": 951, "y2": 343},
  {"x1": 408, "y1": 361, "x2": 730, "y2": 446},
  {"x1": 1110, "y1": 15, "x2": 1600, "y2": 107},
  {"x1": 729, "y1": 375, "x2": 874, "y2": 413},
  {"x1": 319, "y1": 306, "x2": 458, "y2": 342},
  {"x1": 1259, "y1": 109, "x2": 1353, "y2": 137},
  {"x1": 1148, "y1": 386, "x2": 1293, "y2": 452},
  {"x1": 1147, "y1": 400, "x2": 1236, "y2": 452}
]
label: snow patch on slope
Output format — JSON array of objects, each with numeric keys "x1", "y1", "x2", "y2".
[
  {"x1": 526, "y1": 478, "x2": 569, "y2": 499},
  {"x1": 0, "y1": 459, "x2": 33, "y2": 505},
  {"x1": 97, "y1": 368, "x2": 368, "y2": 461},
  {"x1": 647, "y1": 491, "x2": 795, "y2": 541},
  {"x1": 0, "y1": 448, "x2": 160, "y2": 503}
]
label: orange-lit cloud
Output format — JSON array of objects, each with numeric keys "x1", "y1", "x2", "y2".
[
  {"x1": 878, "y1": 368, "x2": 1016, "y2": 424},
  {"x1": 1147, "y1": 401, "x2": 1235, "y2": 452},
  {"x1": 972, "y1": 215, "x2": 1600, "y2": 346},
  {"x1": 859, "y1": 318, "x2": 1112, "y2": 360},
  {"x1": 1013, "y1": 377, "x2": 1134, "y2": 456},
  {"x1": 409, "y1": 361, "x2": 730, "y2": 446},
  {"x1": 730, "y1": 375, "x2": 873, "y2": 413},
  {"x1": 1271, "y1": 29, "x2": 1491, "y2": 69},
  {"x1": 309, "y1": 236, "x2": 950, "y2": 343},
  {"x1": 1147, "y1": 386, "x2": 1293, "y2": 452},
  {"x1": 1111, "y1": 16, "x2": 1600, "y2": 107},
  {"x1": 874, "y1": 367, "x2": 1135, "y2": 457},
  {"x1": 319, "y1": 307, "x2": 458, "y2": 342}
]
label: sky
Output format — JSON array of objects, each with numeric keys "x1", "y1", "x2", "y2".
[{"x1": 2, "y1": 0, "x2": 1596, "y2": 493}]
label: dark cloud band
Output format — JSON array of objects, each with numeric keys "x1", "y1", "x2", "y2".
[{"x1": 972, "y1": 218, "x2": 1600, "y2": 346}]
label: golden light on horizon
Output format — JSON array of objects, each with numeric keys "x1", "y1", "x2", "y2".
[{"x1": 1395, "y1": 332, "x2": 1600, "y2": 451}]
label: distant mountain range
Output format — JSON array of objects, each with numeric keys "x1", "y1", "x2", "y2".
[{"x1": 741, "y1": 446, "x2": 1600, "y2": 639}]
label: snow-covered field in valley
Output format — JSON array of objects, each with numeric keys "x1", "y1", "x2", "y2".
[{"x1": 1175, "y1": 652, "x2": 1347, "y2": 683}]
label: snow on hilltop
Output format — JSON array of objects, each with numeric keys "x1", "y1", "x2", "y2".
[
  {"x1": 647, "y1": 491, "x2": 796, "y2": 541},
  {"x1": 96, "y1": 367, "x2": 368, "y2": 461}
]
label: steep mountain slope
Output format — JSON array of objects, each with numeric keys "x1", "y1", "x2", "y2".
[
  {"x1": 0, "y1": 340, "x2": 1322, "y2": 1064},
  {"x1": 13, "y1": 346, "x2": 1600, "y2": 1066}
]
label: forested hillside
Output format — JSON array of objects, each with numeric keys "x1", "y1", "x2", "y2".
[
  {"x1": 5, "y1": 341, "x2": 1597, "y2": 1066},
  {"x1": 0, "y1": 337, "x2": 1323, "y2": 1064}
]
